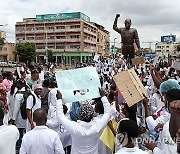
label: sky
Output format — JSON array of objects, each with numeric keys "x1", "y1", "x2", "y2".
[{"x1": 0, "y1": 0, "x2": 180, "y2": 49}]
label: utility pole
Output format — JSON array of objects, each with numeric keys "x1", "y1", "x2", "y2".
[{"x1": 113, "y1": 37, "x2": 118, "y2": 58}]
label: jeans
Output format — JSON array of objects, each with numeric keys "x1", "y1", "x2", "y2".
[{"x1": 16, "y1": 128, "x2": 25, "y2": 154}]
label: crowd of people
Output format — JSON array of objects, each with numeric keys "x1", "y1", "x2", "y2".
[{"x1": 0, "y1": 53, "x2": 179, "y2": 154}]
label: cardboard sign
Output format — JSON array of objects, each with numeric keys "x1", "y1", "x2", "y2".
[
  {"x1": 55, "y1": 67, "x2": 101, "y2": 103},
  {"x1": 132, "y1": 57, "x2": 145, "y2": 65},
  {"x1": 172, "y1": 61, "x2": 180, "y2": 70},
  {"x1": 113, "y1": 68, "x2": 147, "y2": 107}
]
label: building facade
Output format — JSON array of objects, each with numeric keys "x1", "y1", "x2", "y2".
[
  {"x1": 0, "y1": 30, "x2": 6, "y2": 39},
  {"x1": 0, "y1": 43, "x2": 15, "y2": 61},
  {"x1": 155, "y1": 42, "x2": 180, "y2": 55},
  {"x1": 93, "y1": 23, "x2": 110, "y2": 56},
  {"x1": 15, "y1": 12, "x2": 100, "y2": 65}
]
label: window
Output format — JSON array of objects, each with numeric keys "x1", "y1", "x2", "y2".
[
  {"x1": 36, "y1": 27, "x2": 44, "y2": 30},
  {"x1": 26, "y1": 27, "x2": 34, "y2": 31},
  {"x1": 70, "y1": 36, "x2": 80, "y2": 39},
  {"x1": 56, "y1": 26, "x2": 65, "y2": 29},
  {"x1": 36, "y1": 37, "x2": 44, "y2": 40},
  {"x1": 56, "y1": 46, "x2": 64, "y2": 49},
  {"x1": 2, "y1": 48, "x2": 7, "y2": 51},
  {"x1": 70, "y1": 25, "x2": 80, "y2": 29},
  {"x1": 37, "y1": 46, "x2": 45, "y2": 49},
  {"x1": 166, "y1": 46, "x2": 169, "y2": 48},
  {"x1": 47, "y1": 27, "x2": 54, "y2": 30},
  {"x1": 56, "y1": 36, "x2": 65, "y2": 39},
  {"x1": 16, "y1": 28, "x2": 25, "y2": 32},
  {"x1": 27, "y1": 37, "x2": 34, "y2": 40}
]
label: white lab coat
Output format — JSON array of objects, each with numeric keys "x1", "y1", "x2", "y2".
[
  {"x1": 56, "y1": 96, "x2": 113, "y2": 154},
  {"x1": 20, "y1": 126, "x2": 65, "y2": 154},
  {"x1": 12, "y1": 87, "x2": 26, "y2": 128},
  {"x1": 0, "y1": 125, "x2": 19, "y2": 154}
]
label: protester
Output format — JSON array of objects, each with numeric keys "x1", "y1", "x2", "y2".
[
  {"x1": 56, "y1": 89, "x2": 114, "y2": 154},
  {"x1": 2, "y1": 71, "x2": 13, "y2": 92},
  {"x1": 115, "y1": 120, "x2": 148, "y2": 154},
  {"x1": 20, "y1": 108, "x2": 65, "y2": 154},
  {"x1": 12, "y1": 79, "x2": 27, "y2": 153},
  {"x1": 0, "y1": 102, "x2": 19, "y2": 154},
  {"x1": 26, "y1": 84, "x2": 42, "y2": 132},
  {"x1": 40, "y1": 79, "x2": 50, "y2": 113}
]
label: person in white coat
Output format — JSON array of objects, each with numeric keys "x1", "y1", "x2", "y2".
[
  {"x1": 56, "y1": 88, "x2": 114, "y2": 154},
  {"x1": 20, "y1": 108, "x2": 65, "y2": 154},
  {"x1": 0, "y1": 102, "x2": 19, "y2": 154},
  {"x1": 11, "y1": 79, "x2": 27, "y2": 153}
]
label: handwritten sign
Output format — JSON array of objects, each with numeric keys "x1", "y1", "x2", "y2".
[
  {"x1": 113, "y1": 68, "x2": 147, "y2": 107},
  {"x1": 55, "y1": 67, "x2": 101, "y2": 103}
]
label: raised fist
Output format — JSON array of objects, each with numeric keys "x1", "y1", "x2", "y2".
[{"x1": 116, "y1": 14, "x2": 120, "y2": 18}]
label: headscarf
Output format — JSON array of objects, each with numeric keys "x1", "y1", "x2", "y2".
[
  {"x1": 0, "y1": 85, "x2": 8, "y2": 110},
  {"x1": 79, "y1": 103, "x2": 94, "y2": 121},
  {"x1": 159, "y1": 79, "x2": 180, "y2": 93}
]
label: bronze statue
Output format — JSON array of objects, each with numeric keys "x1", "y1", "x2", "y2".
[{"x1": 113, "y1": 14, "x2": 140, "y2": 65}]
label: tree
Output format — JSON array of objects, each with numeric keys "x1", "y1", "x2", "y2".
[
  {"x1": 177, "y1": 44, "x2": 180, "y2": 52},
  {"x1": 14, "y1": 42, "x2": 37, "y2": 62},
  {"x1": 47, "y1": 49, "x2": 54, "y2": 62},
  {"x1": 0, "y1": 37, "x2": 5, "y2": 45}
]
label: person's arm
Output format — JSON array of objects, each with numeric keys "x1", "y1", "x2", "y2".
[
  {"x1": 91, "y1": 89, "x2": 113, "y2": 131},
  {"x1": 56, "y1": 91, "x2": 81, "y2": 134},
  {"x1": 107, "y1": 120, "x2": 116, "y2": 136},
  {"x1": 26, "y1": 95, "x2": 34, "y2": 129},
  {"x1": 142, "y1": 95, "x2": 151, "y2": 118},
  {"x1": 154, "y1": 67, "x2": 163, "y2": 83},
  {"x1": 54, "y1": 134, "x2": 65, "y2": 154},
  {"x1": 169, "y1": 100, "x2": 180, "y2": 142},
  {"x1": 134, "y1": 29, "x2": 140, "y2": 49},
  {"x1": 150, "y1": 66, "x2": 162, "y2": 89},
  {"x1": 113, "y1": 14, "x2": 122, "y2": 34}
]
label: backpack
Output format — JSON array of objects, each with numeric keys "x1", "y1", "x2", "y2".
[
  {"x1": 17, "y1": 91, "x2": 36, "y2": 119},
  {"x1": 70, "y1": 101, "x2": 81, "y2": 122}
]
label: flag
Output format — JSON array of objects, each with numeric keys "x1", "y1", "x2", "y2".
[{"x1": 100, "y1": 119, "x2": 118, "y2": 153}]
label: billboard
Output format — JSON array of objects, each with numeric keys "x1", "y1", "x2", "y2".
[
  {"x1": 36, "y1": 12, "x2": 90, "y2": 22},
  {"x1": 161, "y1": 35, "x2": 176, "y2": 42}
]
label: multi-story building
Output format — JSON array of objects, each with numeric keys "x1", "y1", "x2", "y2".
[
  {"x1": 0, "y1": 30, "x2": 6, "y2": 39},
  {"x1": 0, "y1": 43, "x2": 15, "y2": 61},
  {"x1": 155, "y1": 42, "x2": 180, "y2": 55},
  {"x1": 15, "y1": 12, "x2": 99, "y2": 65},
  {"x1": 93, "y1": 23, "x2": 110, "y2": 55}
]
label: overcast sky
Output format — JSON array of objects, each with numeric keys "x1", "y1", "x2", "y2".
[{"x1": 0, "y1": 0, "x2": 180, "y2": 49}]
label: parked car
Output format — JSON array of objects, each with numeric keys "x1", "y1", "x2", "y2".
[
  {"x1": 0, "y1": 61, "x2": 8, "y2": 67},
  {"x1": 8, "y1": 61, "x2": 17, "y2": 67}
]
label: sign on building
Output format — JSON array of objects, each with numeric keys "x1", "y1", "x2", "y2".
[
  {"x1": 36, "y1": 12, "x2": 90, "y2": 22},
  {"x1": 161, "y1": 35, "x2": 176, "y2": 43}
]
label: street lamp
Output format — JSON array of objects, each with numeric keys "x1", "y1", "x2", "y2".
[{"x1": 113, "y1": 37, "x2": 118, "y2": 58}]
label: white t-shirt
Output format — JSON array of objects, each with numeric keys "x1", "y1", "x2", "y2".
[
  {"x1": 26, "y1": 92, "x2": 41, "y2": 132},
  {"x1": 0, "y1": 125, "x2": 19, "y2": 154}
]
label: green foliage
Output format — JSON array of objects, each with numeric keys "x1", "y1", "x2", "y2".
[
  {"x1": 47, "y1": 49, "x2": 54, "y2": 62},
  {"x1": 177, "y1": 44, "x2": 180, "y2": 52},
  {"x1": 14, "y1": 42, "x2": 37, "y2": 62},
  {"x1": 0, "y1": 37, "x2": 5, "y2": 45}
]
